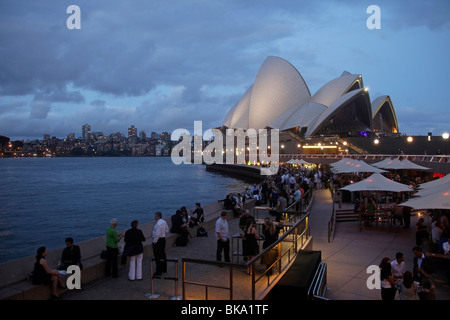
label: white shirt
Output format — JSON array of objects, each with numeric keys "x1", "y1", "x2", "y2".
[
  {"x1": 417, "y1": 253, "x2": 425, "y2": 269},
  {"x1": 215, "y1": 217, "x2": 229, "y2": 241},
  {"x1": 152, "y1": 219, "x2": 169, "y2": 244},
  {"x1": 391, "y1": 260, "x2": 406, "y2": 278}
]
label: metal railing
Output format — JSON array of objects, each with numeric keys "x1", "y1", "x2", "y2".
[
  {"x1": 181, "y1": 209, "x2": 312, "y2": 300},
  {"x1": 308, "y1": 262, "x2": 328, "y2": 300},
  {"x1": 279, "y1": 153, "x2": 450, "y2": 163}
]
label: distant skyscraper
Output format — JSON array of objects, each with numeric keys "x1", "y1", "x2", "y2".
[
  {"x1": 128, "y1": 125, "x2": 137, "y2": 138},
  {"x1": 82, "y1": 124, "x2": 91, "y2": 141},
  {"x1": 139, "y1": 131, "x2": 147, "y2": 141}
]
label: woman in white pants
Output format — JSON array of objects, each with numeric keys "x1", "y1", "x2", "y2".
[{"x1": 123, "y1": 220, "x2": 146, "y2": 280}]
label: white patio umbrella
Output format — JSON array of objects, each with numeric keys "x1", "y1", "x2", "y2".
[
  {"x1": 418, "y1": 174, "x2": 450, "y2": 190},
  {"x1": 373, "y1": 158, "x2": 430, "y2": 170},
  {"x1": 400, "y1": 187, "x2": 450, "y2": 210},
  {"x1": 286, "y1": 159, "x2": 296, "y2": 164},
  {"x1": 415, "y1": 180, "x2": 450, "y2": 197},
  {"x1": 297, "y1": 159, "x2": 311, "y2": 165},
  {"x1": 371, "y1": 158, "x2": 393, "y2": 168},
  {"x1": 372, "y1": 158, "x2": 405, "y2": 170},
  {"x1": 399, "y1": 159, "x2": 430, "y2": 170},
  {"x1": 333, "y1": 160, "x2": 388, "y2": 174},
  {"x1": 339, "y1": 173, "x2": 413, "y2": 192},
  {"x1": 330, "y1": 158, "x2": 354, "y2": 167},
  {"x1": 330, "y1": 158, "x2": 359, "y2": 172}
]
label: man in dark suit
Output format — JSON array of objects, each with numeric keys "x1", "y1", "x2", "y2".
[
  {"x1": 412, "y1": 246, "x2": 435, "y2": 299},
  {"x1": 61, "y1": 237, "x2": 83, "y2": 270}
]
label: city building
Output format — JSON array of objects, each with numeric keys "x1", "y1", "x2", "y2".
[
  {"x1": 128, "y1": 125, "x2": 137, "y2": 138},
  {"x1": 82, "y1": 124, "x2": 91, "y2": 141}
]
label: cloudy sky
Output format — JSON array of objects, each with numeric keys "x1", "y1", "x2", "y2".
[{"x1": 0, "y1": 0, "x2": 449, "y2": 140}]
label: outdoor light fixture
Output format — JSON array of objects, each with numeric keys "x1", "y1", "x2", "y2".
[
  {"x1": 374, "y1": 139, "x2": 380, "y2": 144},
  {"x1": 407, "y1": 136, "x2": 413, "y2": 142},
  {"x1": 443, "y1": 132, "x2": 449, "y2": 140}
]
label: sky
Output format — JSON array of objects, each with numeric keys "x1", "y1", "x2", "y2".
[{"x1": 0, "y1": 0, "x2": 449, "y2": 140}]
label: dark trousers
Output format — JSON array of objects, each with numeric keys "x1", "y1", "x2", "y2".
[
  {"x1": 152, "y1": 238, "x2": 167, "y2": 274},
  {"x1": 402, "y1": 212, "x2": 411, "y2": 228},
  {"x1": 105, "y1": 246, "x2": 119, "y2": 278},
  {"x1": 216, "y1": 239, "x2": 230, "y2": 262}
]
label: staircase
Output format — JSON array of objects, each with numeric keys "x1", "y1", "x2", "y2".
[{"x1": 336, "y1": 138, "x2": 366, "y2": 154}]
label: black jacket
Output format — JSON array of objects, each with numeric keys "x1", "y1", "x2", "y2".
[{"x1": 123, "y1": 227, "x2": 146, "y2": 257}]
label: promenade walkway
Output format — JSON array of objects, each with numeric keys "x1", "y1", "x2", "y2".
[
  {"x1": 310, "y1": 189, "x2": 450, "y2": 300},
  {"x1": 62, "y1": 188, "x2": 450, "y2": 300}
]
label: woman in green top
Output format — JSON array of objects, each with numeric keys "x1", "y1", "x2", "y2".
[{"x1": 105, "y1": 218, "x2": 123, "y2": 278}]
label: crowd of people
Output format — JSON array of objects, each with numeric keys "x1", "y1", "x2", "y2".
[
  {"x1": 31, "y1": 201, "x2": 207, "y2": 298},
  {"x1": 378, "y1": 208, "x2": 450, "y2": 300},
  {"x1": 31, "y1": 161, "x2": 448, "y2": 300},
  {"x1": 30, "y1": 163, "x2": 327, "y2": 299}
]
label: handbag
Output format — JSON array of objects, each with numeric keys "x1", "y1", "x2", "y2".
[{"x1": 100, "y1": 250, "x2": 108, "y2": 259}]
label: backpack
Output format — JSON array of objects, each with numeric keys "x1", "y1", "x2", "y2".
[
  {"x1": 196, "y1": 227, "x2": 208, "y2": 237},
  {"x1": 175, "y1": 234, "x2": 188, "y2": 247}
]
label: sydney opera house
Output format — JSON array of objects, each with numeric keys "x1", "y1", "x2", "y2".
[{"x1": 221, "y1": 56, "x2": 401, "y2": 154}]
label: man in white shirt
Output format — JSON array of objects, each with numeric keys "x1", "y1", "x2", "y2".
[
  {"x1": 152, "y1": 211, "x2": 169, "y2": 276},
  {"x1": 216, "y1": 211, "x2": 230, "y2": 262},
  {"x1": 390, "y1": 252, "x2": 406, "y2": 280},
  {"x1": 288, "y1": 175, "x2": 296, "y2": 189}
]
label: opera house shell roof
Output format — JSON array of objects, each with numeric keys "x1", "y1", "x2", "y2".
[{"x1": 222, "y1": 56, "x2": 399, "y2": 137}]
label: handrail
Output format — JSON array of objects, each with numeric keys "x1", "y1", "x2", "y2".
[
  {"x1": 181, "y1": 210, "x2": 311, "y2": 300},
  {"x1": 308, "y1": 261, "x2": 327, "y2": 299},
  {"x1": 248, "y1": 214, "x2": 310, "y2": 299},
  {"x1": 278, "y1": 153, "x2": 450, "y2": 162}
]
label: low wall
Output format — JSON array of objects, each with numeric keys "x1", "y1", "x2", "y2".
[
  {"x1": 0, "y1": 197, "x2": 256, "y2": 300},
  {"x1": 205, "y1": 163, "x2": 265, "y2": 180}
]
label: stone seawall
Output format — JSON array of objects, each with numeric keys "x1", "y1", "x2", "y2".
[{"x1": 205, "y1": 163, "x2": 265, "y2": 180}]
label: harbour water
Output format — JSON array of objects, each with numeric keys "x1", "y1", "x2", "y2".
[{"x1": 0, "y1": 157, "x2": 251, "y2": 264}]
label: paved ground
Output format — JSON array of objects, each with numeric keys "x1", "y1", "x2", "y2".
[
  {"x1": 311, "y1": 189, "x2": 450, "y2": 300},
  {"x1": 62, "y1": 188, "x2": 450, "y2": 301}
]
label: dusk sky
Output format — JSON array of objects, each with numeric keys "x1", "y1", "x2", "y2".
[{"x1": 1, "y1": 0, "x2": 449, "y2": 140}]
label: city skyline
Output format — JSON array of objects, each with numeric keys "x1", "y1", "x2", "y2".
[
  {"x1": 1, "y1": 1, "x2": 449, "y2": 140},
  {"x1": 10, "y1": 122, "x2": 171, "y2": 142}
]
